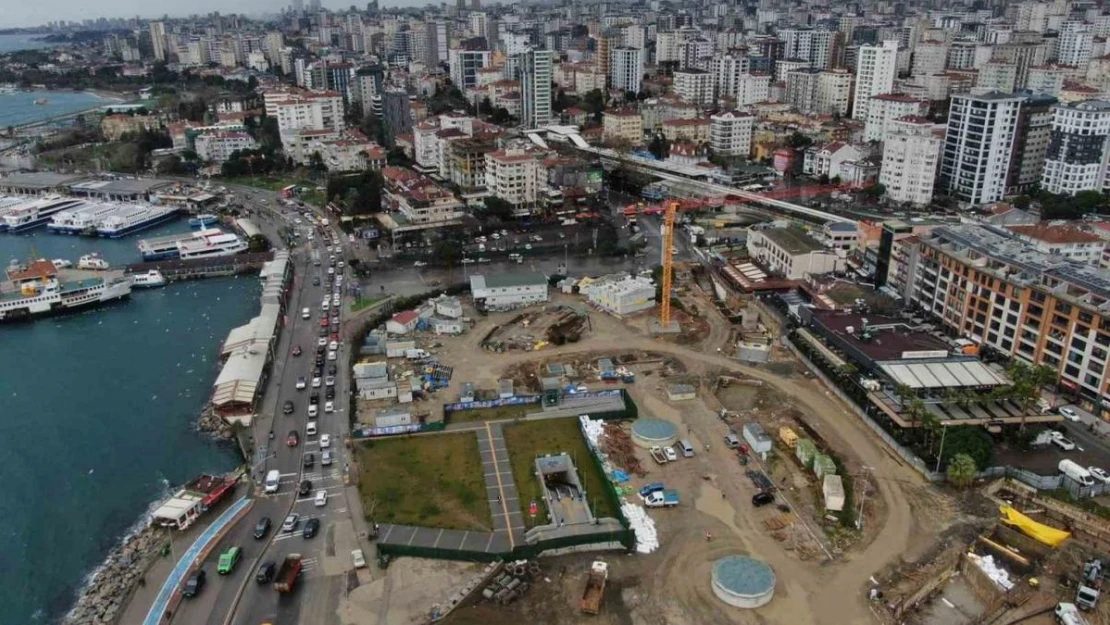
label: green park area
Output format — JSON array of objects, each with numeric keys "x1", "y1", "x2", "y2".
[
  {"x1": 354, "y1": 433, "x2": 491, "y2": 531},
  {"x1": 503, "y1": 419, "x2": 618, "y2": 528}
]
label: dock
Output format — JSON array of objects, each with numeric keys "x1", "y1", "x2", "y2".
[{"x1": 125, "y1": 252, "x2": 274, "y2": 282}]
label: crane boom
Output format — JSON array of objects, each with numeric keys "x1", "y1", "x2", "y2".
[{"x1": 659, "y1": 201, "x2": 677, "y2": 327}]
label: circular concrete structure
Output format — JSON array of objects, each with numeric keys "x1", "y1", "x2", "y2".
[
  {"x1": 631, "y1": 418, "x2": 678, "y2": 448},
  {"x1": 711, "y1": 556, "x2": 776, "y2": 608}
]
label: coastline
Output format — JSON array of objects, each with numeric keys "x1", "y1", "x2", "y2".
[{"x1": 8, "y1": 89, "x2": 134, "y2": 131}]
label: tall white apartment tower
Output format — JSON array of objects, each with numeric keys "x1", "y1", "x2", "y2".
[
  {"x1": 149, "y1": 21, "x2": 167, "y2": 62},
  {"x1": 1040, "y1": 100, "x2": 1110, "y2": 196},
  {"x1": 851, "y1": 40, "x2": 899, "y2": 120},
  {"x1": 938, "y1": 92, "x2": 1024, "y2": 206},
  {"x1": 609, "y1": 47, "x2": 644, "y2": 94},
  {"x1": 521, "y1": 48, "x2": 554, "y2": 129}
]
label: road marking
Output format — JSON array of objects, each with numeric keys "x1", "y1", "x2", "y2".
[{"x1": 483, "y1": 422, "x2": 515, "y2": 550}]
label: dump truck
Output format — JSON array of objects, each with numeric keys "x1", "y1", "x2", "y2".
[
  {"x1": 273, "y1": 554, "x2": 303, "y2": 593},
  {"x1": 580, "y1": 561, "x2": 609, "y2": 615}
]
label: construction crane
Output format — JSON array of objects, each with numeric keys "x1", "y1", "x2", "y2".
[{"x1": 659, "y1": 200, "x2": 678, "y2": 328}]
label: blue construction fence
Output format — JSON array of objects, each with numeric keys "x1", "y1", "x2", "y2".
[{"x1": 350, "y1": 421, "x2": 447, "y2": 439}]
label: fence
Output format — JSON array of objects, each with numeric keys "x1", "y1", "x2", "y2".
[
  {"x1": 444, "y1": 395, "x2": 542, "y2": 413},
  {"x1": 350, "y1": 421, "x2": 446, "y2": 439},
  {"x1": 376, "y1": 541, "x2": 504, "y2": 563}
]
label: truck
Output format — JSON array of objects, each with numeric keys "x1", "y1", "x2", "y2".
[
  {"x1": 272, "y1": 554, "x2": 303, "y2": 593},
  {"x1": 1060, "y1": 459, "x2": 1096, "y2": 487},
  {"x1": 580, "y1": 561, "x2": 609, "y2": 615},
  {"x1": 404, "y1": 348, "x2": 430, "y2": 360},
  {"x1": 638, "y1": 482, "x2": 665, "y2": 499},
  {"x1": 1056, "y1": 602, "x2": 1091, "y2": 625},
  {"x1": 642, "y1": 489, "x2": 680, "y2": 508},
  {"x1": 1076, "y1": 559, "x2": 1103, "y2": 610},
  {"x1": 649, "y1": 446, "x2": 669, "y2": 465}
]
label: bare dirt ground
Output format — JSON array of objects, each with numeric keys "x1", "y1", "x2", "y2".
[{"x1": 413, "y1": 295, "x2": 957, "y2": 625}]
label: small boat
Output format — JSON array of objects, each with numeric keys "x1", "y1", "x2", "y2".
[
  {"x1": 131, "y1": 269, "x2": 166, "y2": 288},
  {"x1": 189, "y1": 214, "x2": 219, "y2": 228},
  {"x1": 77, "y1": 253, "x2": 110, "y2": 270},
  {"x1": 51, "y1": 258, "x2": 73, "y2": 269},
  {"x1": 34, "y1": 98, "x2": 48, "y2": 105}
]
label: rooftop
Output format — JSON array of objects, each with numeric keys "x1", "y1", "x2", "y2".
[
  {"x1": 809, "y1": 311, "x2": 952, "y2": 363},
  {"x1": 470, "y1": 271, "x2": 548, "y2": 290},
  {"x1": 0, "y1": 172, "x2": 86, "y2": 189},
  {"x1": 1007, "y1": 223, "x2": 1104, "y2": 245},
  {"x1": 759, "y1": 227, "x2": 825, "y2": 255}
]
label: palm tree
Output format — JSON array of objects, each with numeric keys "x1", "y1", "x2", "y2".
[{"x1": 946, "y1": 453, "x2": 977, "y2": 488}]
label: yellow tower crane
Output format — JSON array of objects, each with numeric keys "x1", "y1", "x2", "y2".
[{"x1": 659, "y1": 201, "x2": 678, "y2": 328}]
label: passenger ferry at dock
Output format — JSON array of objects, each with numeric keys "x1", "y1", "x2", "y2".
[
  {"x1": 130, "y1": 269, "x2": 166, "y2": 288},
  {"x1": 0, "y1": 196, "x2": 87, "y2": 233},
  {"x1": 48, "y1": 202, "x2": 125, "y2": 234},
  {"x1": 95, "y1": 205, "x2": 180, "y2": 238},
  {"x1": 177, "y1": 231, "x2": 248, "y2": 260},
  {"x1": 138, "y1": 228, "x2": 232, "y2": 261},
  {"x1": 0, "y1": 259, "x2": 133, "y2": 322}
]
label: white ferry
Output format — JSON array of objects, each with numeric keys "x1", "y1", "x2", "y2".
[
  {"x1": 138, "y1": 228, "x2": 224, "y2": 261},
  {"x1": 177, "y1": 231, "x2": 248, "y2": 260},
  {"x1": 48, "y1": 202, "x2": 125, "y2": 235},
  {"x1": 52, "y1": 258, "x2": 73, "y2": 269},
  {"x1": 0, "y1": 259, "x2": 132, "y2": 322},
  {"x1": 95, "y1": 205, "x2": 180, "y2": 238},
  {"x1": 130, "y1": 269, "x2": 166, "y2": 288},
  {"x1": 77, "y1": 253, "x2": 110, "y2": 270},
  {"x1": 1, "y1": 196, "x2": 87, "y2": 233}
]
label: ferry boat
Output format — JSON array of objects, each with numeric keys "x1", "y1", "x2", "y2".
[
  {"x1": 130, "y1": 269, "x2": 166, "y2": 288},
  {"x1": 188, "y1": 214, "x2": 219, "y2": 228},
  {"x1": 177, "y1": 231, "x2": 248, "y2": 260},
  {"x1": 0, "y1": 259, "x2": 132, "y2": 322},
  {"x1": 95, "y1": 205, "x2": 180, "y2": 238},
  {"x1": 1, "y1": 196, "x2": 87, "y2": 233},
  {"x1": 77, "y1": 253, "x2": 110, "y2": 270},
  {"x1": 48, "y1": 202, "x2": 124, "y2": 234},
  {"x1": 51, "y1": 259, "x2": 72, "y2": 269},
  {"x1": 138, "y1": 228, "x2": 224, "y2": 261}
]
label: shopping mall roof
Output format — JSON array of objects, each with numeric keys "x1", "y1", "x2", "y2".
[{"x1": 879, "y1": 360, "x2": 1010, "y2": 390}]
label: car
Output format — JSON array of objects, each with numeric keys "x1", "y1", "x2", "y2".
[
  {"x1": 1060, "y1": 407, "x2": 1081, "y2": 422},
  {"x1": 299, "y1": 479, "x2": 312, "y2": 496},
  {"x1": 320, "y1": 434, "x2": 331, "y2": 449},
  {"x1": 255, "y1": 561, "x2": 276, "y2": 584},
  {"x1": 332, "y1": 295, "x2": 340, "y2": 307},
  {"x1": 303, "y1": 518, "x2": 321, "y2": 539},
  {"x1": 314, "y1": 490, "x2": 328, "y2": 507},
  {"x1": 310, "y1": 391, "x2": 320, "y2": 405},
  {"x1": 338, "y1": 261, "x2": 345, "y2": 269},
  {"x1": 328, "y1": 340, "x2": 338, "y2": 351},
  {"x1": 663, "y1": 446, "x2": 678, "y2": 462},
  {"x1": 462, "y1": 257, "x2": 474, "y2": 264},
  {"x1": 312, "y1": 276, "x2": 321, "y2": 286},
  {"x1": 318, "y1": 326, "x2": 328, "y2": 337},
  {"x1": 281, "y1": 514, "x2": 300, "y2": 532},
  {"x1": 306, "y1": 420, "x2": 317, "y2": 436},
  {"x1": 752, "y1": 491, "x2": 775, "y2": 507},
  {"x1": 327, "y1": 363, "x2": 337, "y2": 375},
  {"x1": 303, "y1": 453, "x2": 315, "y2": 468},
  {"x1": 181, "y1": 569, "x2": 206, "y2": 598},
  {"x1": 325, "y1": 375, "x2": 335, "y2": 387},
  {"x1": 1052, "y1": 436, "x2": 1077, "y2": 451},
  {"x1": 287, "y1": 430, "x2": 299, "y2": 447},
  {"x1": 478, "y1": 257, "x2": 490, "y2": 263},
  {"x1": 282, "y1": 400, "x2": 295, "y2": 415},
  {"x1": 320, "y1": 316, "x2": 329, "y2": 328},
  {"x1": 351, "y1": 549, "x2": 367, "y2": 569},
  {"x1": 524, "y1": 243, "x2": 532, "y2": 250},
  {"x1": 328, "y1": 350, "x2": 337, "y2": 361},
  {"x1": 217, "y1": 546, "x2": 242, "y2": 574},
  {"x1": 253, "y1": 517, "x2": 272, "y2": 539},
  {"x1": 325, "y1": 386, "x2": 335, "y2": 400},
  {"x1": 491, "y1": 233, "x2": 500, "y2": 240},
  {"x1": 292, "y1": 345, "x2": 302, "y2": 357},
  {"x1": 1089, "y1": 467, "x2": 1110, "y2": 484},
  {"x1": 414, "y1": 261, "x2": 427, "y2": 268},
  {"x1": 321, "y1": 450, "x2": 333, "y2": 466},
  {"x1": 318, "y1": 337, "x2": 328, "y2": 347},
  {"x1": 295, "y1": 376, "x2": 307, "y2": 390},
  {"x1": 308, "y1": 404, "x2": 318, "y2": 418},
  {"x1": 324, "y1": 400, "x2": 334, "y2": 413},
  {"x1": 328, "y1": 267, "x2": 335, "y2": 276},
  {"x1": 315, "y1": 355, "x2": 325, "y2": 367},
  {"x1": 314, "y1": 365, "x2": 324, "y2": 378},
  {"x1": 312, "y1": 376, "x2": 322, "y2": 388}
]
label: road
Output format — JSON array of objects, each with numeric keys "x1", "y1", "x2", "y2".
[{"x1": 162, "y1": 185, "x2": 354, "y2": 625}]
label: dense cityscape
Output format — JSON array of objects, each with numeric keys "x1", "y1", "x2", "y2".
[{"x1": 2, "y1": 0, "x2": 1110, "y2": 624}]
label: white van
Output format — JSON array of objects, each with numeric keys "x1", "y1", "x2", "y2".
[
  {"x1": 322, "y1": 300, "x2": 330, "y2": 312},
  {"x1": 301, "y1": 307, "x2": 310, "y2": 320},
  {"x1": 679, "y1": 440, "x2": 695, "y2": 457},
  {"x1": 264, "y1": 470, "x2": 281, "y2": 493}
]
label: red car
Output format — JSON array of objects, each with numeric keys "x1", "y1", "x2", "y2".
[
  {"x1": 320, "y1": 317, "x2": 329, "y2": 328},
  {"x1": 287, "y1": 430, "x2": 299, "y2": 447},
  {"x1": 292, "y1": 345, "x2": 302, "y2": 357}
]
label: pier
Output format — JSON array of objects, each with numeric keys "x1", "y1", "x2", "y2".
[{"x1": 124, "y1": 252, "x2": 273, "y2": 282}]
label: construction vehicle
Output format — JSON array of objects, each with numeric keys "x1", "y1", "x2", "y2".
[
  {"x1": 642, "y1": 489, "x2": 680, "y2": 508},
  {"x1": 272, "y1": 554, "x2": 303, "y2": 593},
  {"x1": 1056, "y1": 602, "x2": 1090, "y2": 625},
  {"x1": 580, "y1": 561, "x2": 609, "y2": 615},
  {"x1": 649, "y1": 446, "x2": 669, "y2": 464},
  {"x1": 1076, "y1": 559, "x2": 1103, "y2": 610}
]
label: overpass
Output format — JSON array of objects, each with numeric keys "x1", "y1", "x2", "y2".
[{"x1": 529, "y1": 128, "x2": 857, "y2": 226}]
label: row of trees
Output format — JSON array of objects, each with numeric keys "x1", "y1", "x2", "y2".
[{"x1": 1012, "y1": 189, "x2": 1110, "y2": 220}]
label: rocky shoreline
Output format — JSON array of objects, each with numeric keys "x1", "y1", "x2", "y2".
[
  {"x1": 62, "y1": 524, "x2": 169, "y2": 625},
  {"x1": 196, "y1": 406, "x2": 235, "y2": 439}
]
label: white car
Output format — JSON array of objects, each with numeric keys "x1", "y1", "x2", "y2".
[
  {"x1": 332, "y1": 295, "x2": 340, "y2": 307},
  {"x1": 337, "y1": 261, "x2": 344, "y2": 269},
  {"x1": 328, "y1": 340, "x2": 338, "y2": 351},
  {"x1": 296, "y1": 376, "x2": 307, "y2": 390},
  {"x1": 312, "y1": 376, "x2": 322, "y2": 388},
  {"x1": 325, "y1": 400, "x2": 335, "y2": 413},
  {"x1": 1052, "y1": 436, "x2": 1077, "y2": 451},
  {"x1": 306, "y1": 421, "x2": 317, "y2": 436},
  {"x1": 1090, "y1": 467, "x2": 1110, "y2": 484},
  {"x1": 308, "y1": 404, "x2": 318, "y2": 418},
  {"x1": 328, "y1": 350, "x2": 337, "y2": 361},
  {"x1": 462, "y1": 258, "x2": 474, "y2": 264},
  {"x1": 315, "y1": 490, "x2": 328, "y2": 507},
  {"x1": 320, "y1": 434, "x2": 331, "y2": 449},
  {"x1": 325, "y1": 376, "x2": 335, "y2": 387},
  {"x1": 414, "y1": 261, "x2": 427, "y2": 267},
  {"x1": 318, "y1": 337, "x2": 327, "y2": 347},
  {"x1": 1059, "y1": 407, "x2": 1081, "y2": 422},
  {"x1": 663, "y1": 446, "x2": 678, "y2": 462},
  {"x1": 351, "y1": 549, "x2": 367, "y2": 569},
  {"x1": 282, "y1": 513, "x2": 300, "y2": 532}
]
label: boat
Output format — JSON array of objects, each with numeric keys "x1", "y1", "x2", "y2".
[
  {"x1": 188, "y1": 213, "x2": 219, "y2": 228},
  {"x1": 77, "y1": 253, "x2": 110, "y2": 270},
  {"x1": 177, "y1": 231, "x2": 248, "y2": 260},
  {"x1": 0, "y1": 259, "x2": 132, "y2": 322},
  {"x1": 95, "y1": 205, "x2": 181, "y2": 238},
  {"x1": 48, "y1": 202, "x2": 125, "y2": 234},
  {"x1": 34, "y1": 98, "x2": 48, "y2": 105},
  {"x1": 138, "y1": 228, "x2": 224, "y2": 261},
  {"x1": 51, "y1": 258, "x2": 72, "y2": 269},
  {"x1": 130, "y1": 269, "x2": 166, "y2": 288},
  {"x1": 1, "y1": 196, "x2": 87, "y2": 233}
]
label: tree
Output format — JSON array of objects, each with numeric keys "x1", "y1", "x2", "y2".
[
  {"x1": 939, "y1": 426, "x2": 994, "y2": 469},
  {"x1": 308, "y1": 151, "x2": 327, "y2": 173},
  {"x1": 946, "y1": 453, "x2": 977, "y2": 487},
  {"x1": 481, "y1": 197, "x2": 514, "y2": 221},
  {"x1": 864, "y1": 183, "x2": 886, "y2": 198},
  {"x1": 1012, "y1": 195, "x2": 1031, "y2": 210},
  {"x1": 247, "y1": 234, "x2": 271, "y2": 252},
  {"x1": 818, "y1": 174, "x2": 830, "y2": 185},
  {"x1": 344, "y1": 100, "x2": 364, "y2": 127},
  {"x1": 830, "y1": 175, "x2": 842, "y2": 185},
  {"x1": 583, "y1": 89, "x2": 606, "y2": 122},
  {"x1": 648, "y1": 134, "x2": 670, "y2": 160},
  {"x1": 432, "y1": 239, "x2": 462, "y2": 265},
  {"x1": 786, "y1": 132, "x2": 812, "y2": 149}
]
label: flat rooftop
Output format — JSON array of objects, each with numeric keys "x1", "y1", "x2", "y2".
[
  {"x1": 809, "y1": 311, "x2": 951, "y2": 363},
  {"x1": 68, "y1": 178, "x2": 173, "y2": 195},
  {"x1": 760, "y1": 227, "x2": 825, "y2": 255},
  {"x1": 0, "y1": 172, "x2": 87, "y2": 189}
]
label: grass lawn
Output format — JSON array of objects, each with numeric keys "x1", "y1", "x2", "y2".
[
  {"x1": 354, "y1": 433, "x2": 492, "y2": 531},
  {"x1": 503, "y1": 419, "x2": 618, "y2": 528},
  {"x1": 446, "y1": 403, "x2": 533, "y2": 425},
  {"x1": 349, "y1": 295, "x2": 389, "y2": 313}
]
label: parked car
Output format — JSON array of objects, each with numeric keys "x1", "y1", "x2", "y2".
[
  {"x1": 308, "y1": 404, "x2": 318, "y2": 418},
  {"x1": 1052, "y1": 436, "x2": 1077, "y2": 451},
  {"x1": 325, "y1": 375, "x2": 335, "y2": 387},
  {"x1": 1089, "y1": 466, "x2": 1110, "y2": 484},
  {"x1": 663, "y1": 446, "x2": 678, "y2": 462},
  {"x1": 1060, "y1": 407, "x2": 1081, "y2": 422},
  {"x1": 752, "y1": 491, "x2": 775, "y2": 507},
  {"x1": 255, "y1": 561, "x2": 276, "y2": 584},
  {"x1": 315, "y1": 490, "x2": 328, "y2": 507},
  {"x1": 325, "y1": 401, "x2": 334, "y2": 413},
  {"x1": 295, "y1": 376, "x2": 306, "y2": 390},
  {"x1": 320, "y1": 434, "x2": 331, "y2": 449},
  {"x1": 321, "y1": 450, "x2": 333, "y2": 466},
  {"x1": 303, "y1": 453, "x2": 314, "y2": 468},
  {"x1": 312, "y1": 376, "x2": 322, "y2": 388},
  {"x1": 181, "y1": 569, "x2": 206, "y2": 598},
  {"x1": 325, "y1": 386, "x2": 335, "y2": 400},
  {"x1": 303, "y1": 518, "x2": 321, "y2": 539},
  {"x1": 281, "y1": 514, "x2": 300, "y2": 532},
  {"x1": 253, "y1": 517, "x2": 271, "y2": 540},
  {"x1": 351, "y1": 549, "x2": 367, "y2": 569}
]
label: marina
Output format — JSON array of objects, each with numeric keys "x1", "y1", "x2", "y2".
[
  {"x1": 94, "y1": 205, "x2": 181, "y2": 238},
  {"x1": 0, "y1": 196, "x2": 87, "y2": 232},
  {"x1": 48, "y1": 201, "x2": 130, "y2": 234},
  {"x1": 138, "y1": 228, "x2": 247, "y2": 261}
]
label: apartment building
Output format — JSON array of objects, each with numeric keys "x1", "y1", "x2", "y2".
[
  {"x1": 880, "y1": 117, "x2": 942, "y2": 206},
  {"x1": 938, "y1": 92, "x2": 1024, "y2": 206},
  {"x1": 709, "y1": 111, "x2": 754, "y2": 158},
  {"x1": 852, "y1": 40, "x2": 899, "y2": 120},
  {"x1": 674, "y1": 69, "x2": 714, "y2": 106},
  {"x1": 484, "y1": 149, "x2": 547, "y2": 213},
  {"x1": 1007, "y1": 93, "x2": 1057, "y2": 194},
  {"x1": 610, "y1": 47, "x2": 644, "y2": 94},
  {"x1": 1007, "y1": 223, "x2": 1108, "y2": 265},
  {"x1": 711, "y1": 53, "x2": 750, "y2": 100},
  {"x1": 661, "y1": 118, "x2": 710, "y2": 143},
  {"x1": 976, "y1": 62, "x2": 1018, "y2": 93},
  {"x1": 864, "y1": 93, "x2": 929, "y2": 142},
  {"x1": 1040, "y1": 99, "x2": 1110, "y2": 196},
  {"x1": 746, "y1": 225, "x2": 846, "y2": 279},
  {"x1": 735, "y1": 72, "x2": 772, "y2": 106},
  {"x1": 264, "y1": 88, "x2": 344, "y2": 148},
  {"x1": 194, "y1": 131, "x2": 258, "y2": 163},
  {"x1": 602, "y1": 109, "x2": 644, "y2": 144},
  {"x1": 449, "y1": 49, "x2": 491, "y2": 90},
  {"x1": 911, "y1": 41, "x2": 949, "y2": 77},
  {"x1": 909, "y1": 225, "x2": 1110, "y2": 414},
  {"x1": 520, "y1": 48, "x2": 554, "y2": 129},
  {"x1": 380, "y1": 166, "x2": 465, "y2": 229}
]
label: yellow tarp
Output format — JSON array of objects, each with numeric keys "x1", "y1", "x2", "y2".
[{"x1": 999, "y1": 506, "x2": 1070, "y2": 547}]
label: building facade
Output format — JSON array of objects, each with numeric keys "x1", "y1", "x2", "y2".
[
  {"x1": 610, "y1": 47, "x2": 644, "y2": 94},
  {"x1": 852, "y1": 40, "x2": 899, "y2": 120},
  {"x1": 709, "y1": 111, "x2": 754, "y2": 157},
  {"x1": 880, "y1": 117, "x2": 941, "y2": 206},
  {"x1": 520, "y1": 48, "x2": 554, "y2": 129},
  {"x1": 938, "y1": 92, "x2": 1024, "y2": 206},
  {"x1": 1040, "y1": 99, "x2": 1110, "y2": 196}
]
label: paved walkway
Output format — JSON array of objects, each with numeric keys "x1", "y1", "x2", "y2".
[{"x1": 478, "y1": 423, "x2": 527, "y2": 549}]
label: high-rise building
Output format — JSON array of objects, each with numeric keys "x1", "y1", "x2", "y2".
[
  {"x1": 938, "y1": 92, "x2": 1024, "y2": 206},
  {"x1": 1040, "y1": 99, "x2": 1110, "y2": 196},
  {"x1": 880, "y1": 117, "x2": 941, "y2": 206},
  {"x1": 865, "y1": 94, "x2": 929, "y2": 142},
  {"x1": 381, "y1": 88, "x2": 413, "y2": 148},
  {"x1": 520, "y1": 48, "x2": 553, "y2": 129},
  {"x1": 1057, "y1": 21, "x2": 1094, "y2": 67},
  {"x1": 976, "y1": 62, "x2": 1018, "y2": 93},
  {"x1": 469, "y1": 12, "x2": 489, "y2": 41},
  {"x1": 674, "y1": 68, "x2": 713, "y2": 106},
  {"x1": 709, "y1": 110, "x2": 754, "y2": 157},
  {"x1": 911, "y1": 41, "x2": 948, "y2": 76},
  {"x1": 817, "y1": 69, "x2": 853, "y2": 116},
  {"x1": 291, "y1": 0, "x2": 303, "y2": 12},
  {"x1": 710, "y1": 53, "x2": 750, "y2": 100},
  {"x1": 851, "y1": 40, "x2": 899, "y2": 120},
  {"x1": 609, "y1": 47, "x2": 644, "y2": 94},
  {"x1": 1016, "y1": 2, "x2": 1050, "y2": 32},
  {"x1": 1007, "y1": 93, "x2": 1057, "y2": 194},
  {"x1": 786, "y1": 68, "x2": 822, "y2": 114},
  {"x1": 449, "y1": 49, "x2": 491, "y2": 89},
  {"x1": 149, "y1": 21, "x2": 167, "y2": 61}
]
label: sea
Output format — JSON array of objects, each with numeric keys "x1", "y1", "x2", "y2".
[
  {"x1": 0, "y1": 33, "x2": 61, "y2": 54},
  {"x1": 0, "y1": 219, "x2": 259, "y2": 624},
  {"x1": 0, "y1": 90, "x2": 107, "y2": 129}
]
